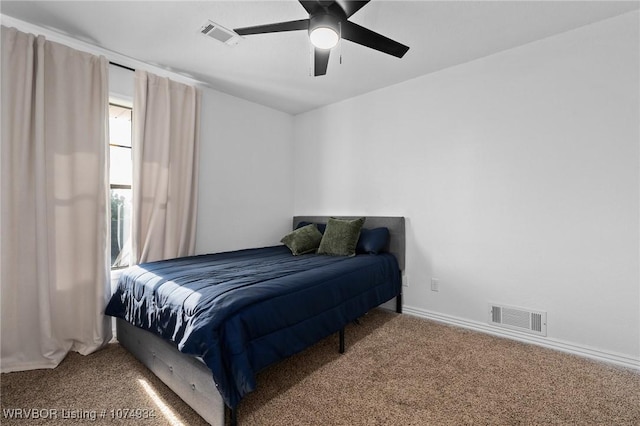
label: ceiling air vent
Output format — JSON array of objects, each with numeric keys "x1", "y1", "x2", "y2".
[
  {"x1": 489, "y1": 303, "x2": 547, "y2": 336},
  {"x1": 199, "y1": 20, "x2": 240, "y2": 46}
]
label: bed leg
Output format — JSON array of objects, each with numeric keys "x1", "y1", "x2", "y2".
[
  {"x1": 396, "y1": 292, "x2": 402, "y2": 314},
  {"x1": 226, "y1": 406, "x2": 237, "y2": 426},
  {"x1": 339, "y1": 328, "x2": 345, "y2": 354}
]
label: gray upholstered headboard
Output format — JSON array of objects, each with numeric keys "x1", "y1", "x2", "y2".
[{"x1": 292, "y1": 216, "x2": 406, "y2": 271}]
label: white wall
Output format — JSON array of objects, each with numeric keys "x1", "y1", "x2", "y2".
[
  {"x1": 195, "y1": 89, "x2": 294, "y2": 254},
  {"x1": 293, "y1": 12, "x2": 639, "y2": 365}
]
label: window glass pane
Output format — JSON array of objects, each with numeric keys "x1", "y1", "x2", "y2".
[
  {"x1": 110, "y1": 145, "x2": 132, "y2": 186},
  {"x1": 111, "y1": 188, "x2": 132, "y2": 268},
  {"x1": 109, "y1": 104, "x2": 132, "y2": 147},
  {"x1": 109, "y1": 102, "x2": 132, "y2": 270}
]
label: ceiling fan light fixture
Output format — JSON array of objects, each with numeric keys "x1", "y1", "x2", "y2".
[
  {"x1": 309, "y1": 26, "x2": 339, "y2": 49},
  {"x1": 234, "y1": 1, "x2": 410, "y2": 76}
]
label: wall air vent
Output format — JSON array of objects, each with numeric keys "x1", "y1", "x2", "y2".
[
  {"x1": 199, "y1": 20, "x2": 240, "y2": 46},
  {"x1": 489, "y1": 303, "x2": 547, "y2": 336}
]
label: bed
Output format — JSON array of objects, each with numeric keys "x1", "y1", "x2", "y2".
[{"x1": 106, "y1": 216, "x2": 405, "y2": 425}]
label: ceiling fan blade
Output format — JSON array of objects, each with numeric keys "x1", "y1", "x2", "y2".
[
  {"x1": 334, "y1": 1, "x2": 370, "y2": 18},
  {"x1": 341, "y1": 21, "x2": 409, "y2": 58},
  {"x1": 299, "y1": 1, "x2": 323, "y2": 14},
  {"x1": 314, "y1": 48, "x2": 330, "y2": 76},
  {"x1": 234, "y1": 19, "x2": 309, "y2": 36}
]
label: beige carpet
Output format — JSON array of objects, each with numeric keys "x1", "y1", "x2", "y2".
[{"x1": 2, "y1": 309, "x2": 639, "y2": 425}]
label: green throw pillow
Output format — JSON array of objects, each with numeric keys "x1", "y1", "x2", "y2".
[
  {"x1": 317, "y1": 217, "x2": 366, "y2": 256},
  {"x1": 281, "y1": 224, "x2": 323, "y2": 255}
]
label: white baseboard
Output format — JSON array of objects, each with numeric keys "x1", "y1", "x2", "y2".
[{"x1": 402, "y1": 305, "x2": 640, "y2": 371}]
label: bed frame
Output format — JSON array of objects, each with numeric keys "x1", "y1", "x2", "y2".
[{"x1": 115, "y1": 216, "x2": 405, "y2": 425}]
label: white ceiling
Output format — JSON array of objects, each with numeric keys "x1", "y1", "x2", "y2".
[{"x1": 1, "y1": 1, "x2": 638, "y2": 115}]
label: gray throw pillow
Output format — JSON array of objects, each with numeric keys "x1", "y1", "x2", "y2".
[
  {"x1": 317, "y1": 217, "x2": 366, "y2": 256},
  {"x1": 281, "y1": 224, "x2": 323, "y2": 255}
]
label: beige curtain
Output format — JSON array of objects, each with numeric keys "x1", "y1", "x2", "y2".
[
  {"x1": 0, "y1": 27, "x2": 111, "y2": 372},
  {"x1": 132, "y1": 71, "x2": 200, "y2": 264}
]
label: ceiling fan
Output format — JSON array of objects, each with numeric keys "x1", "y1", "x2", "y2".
[{"x1": 234, "y1": 0, "x2": 410, "y2": 76}]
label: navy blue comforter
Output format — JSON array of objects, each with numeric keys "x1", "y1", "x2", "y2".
[{"x1": 105, "y1": 245, "x2": 400, "y2": 408}]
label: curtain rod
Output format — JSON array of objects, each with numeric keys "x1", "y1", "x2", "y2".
[{"x1": 109, "y1": 61, "x2": 135, "y2": 72}]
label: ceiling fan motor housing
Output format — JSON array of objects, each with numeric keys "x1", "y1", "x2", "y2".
[{"x1": 309, "y1": 11, "x2": 343, "y2": 37}]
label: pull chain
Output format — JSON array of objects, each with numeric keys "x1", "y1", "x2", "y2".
[
  {"x1": 309, "y1": 39, "x2": 313, "y2": 76},
  {"x1": 339, "y1": 21, "x2": 342, "y2": 65}
]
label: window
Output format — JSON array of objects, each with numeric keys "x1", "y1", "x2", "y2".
[{"x1": 109, "y1": 103, "x2": 132, "y2": 269}]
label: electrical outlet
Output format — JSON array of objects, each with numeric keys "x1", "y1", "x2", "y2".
[
  {"x1": 431, "y1": 278, "x2": 439, "y2": 292},
  {"x1": 402, "y1": 275, "x2": 409, "y2": 287}
]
